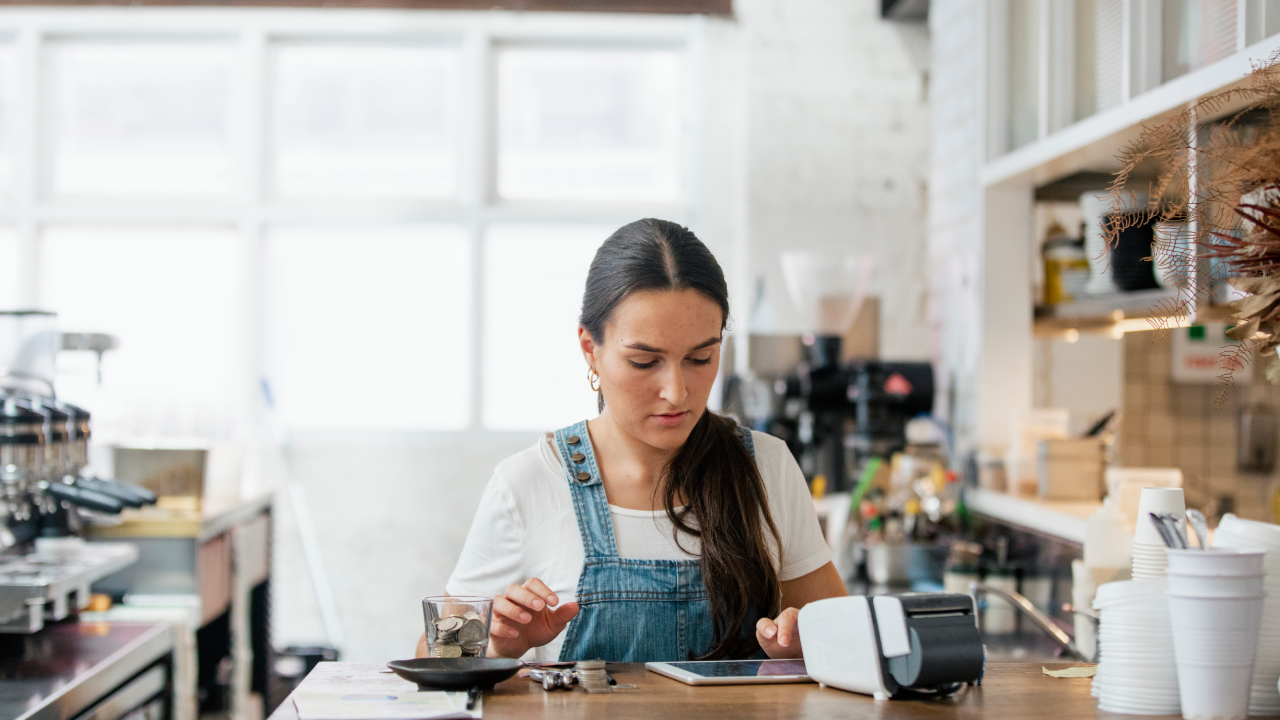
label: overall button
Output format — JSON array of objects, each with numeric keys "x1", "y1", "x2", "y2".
[
  {"x1": 572, "y1": 452, "x2": 586, "y2": 463},
  {"x1": 567, "y1": 435, "x2": 581, "y2": 445},
  {"x1": 576, "y1": 471, "x2": 591, "y2": 482}
]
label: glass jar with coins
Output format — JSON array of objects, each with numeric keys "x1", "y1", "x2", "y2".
[{"x1": 422, "y1": 596, "x2": 492, "y2": 658}]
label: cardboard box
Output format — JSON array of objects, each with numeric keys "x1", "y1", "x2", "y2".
[{"x1": 1038, "y1": 438, "x2": 1105, "y2": 501}]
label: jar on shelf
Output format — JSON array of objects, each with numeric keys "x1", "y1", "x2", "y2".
[{"x1": 1042, "y1": 222, "x2": 1089, "y2": 305}]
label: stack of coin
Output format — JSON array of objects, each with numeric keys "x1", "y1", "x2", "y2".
[
  {"x1": 429, "y1": 611, "x2": 488, "y2": 658},
  {"x1": 575, "y1": 659, "x2": 610, "y2": 694}
]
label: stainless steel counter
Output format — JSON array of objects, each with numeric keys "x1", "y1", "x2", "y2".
[
  {"x1": 0, "y1": 621, "x2": 172, "y2": 720},
  {"x1": 0, "y1": 542, "x2": 139, "y2": 632}
]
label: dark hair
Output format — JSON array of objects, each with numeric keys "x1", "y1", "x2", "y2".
[{"x1": 579, "y1": 218, "x2": 783, "y2": 660}]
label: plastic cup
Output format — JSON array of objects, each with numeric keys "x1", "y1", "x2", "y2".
[
  {"x1": 1173, "y1": 662, "x2": 1254, "y2": 720},
  {"x1": 1095, "y1": 578, "x2": 1169, "y2": 605},
  {"x1": 1167, "y1": 593, "x2": 1264, "y2": 720},
  {"x1": 1165, "y1": 573, "x2": 1265, "y2": 598},
  {"x1": 1094, "y1": 577, "x2": 1183, "y2": 715},
  {"x1": 1173, "y1": 630, "x2": 1266, "y2": 660},
  {"x1": 1216, "y1": 514, "x2": 1280, "y2": 549},
  {"x1": 1166, "y1": 548, "x2": 1266, "y2": 577},
  {"x1": 1167, "y1": 594, "x2": 1265, "y2": 632},
  {"x1": 422, "y1": 595, "x2": 492, "y2": 658}
]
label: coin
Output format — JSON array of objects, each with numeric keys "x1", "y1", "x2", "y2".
[
  {"x1": 457, "y1": 619, "x2": 487, "y2": 645},
  {"x1": 575, "y1": 659, "x2": 610, "y2": 694},
  {"x1": 430, "y1": 611, "x2": 487, "y2": 658}
]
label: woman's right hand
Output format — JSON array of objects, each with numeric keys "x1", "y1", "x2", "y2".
[{"x1": 488, "y1": 578, "x2": 579, "y2": 658}]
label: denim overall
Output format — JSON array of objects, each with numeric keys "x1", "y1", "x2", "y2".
[{"x1": 552, "y1": 419, "x2": 759, "y2": 662}]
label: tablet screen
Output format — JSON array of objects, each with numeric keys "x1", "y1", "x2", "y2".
[{"x1": 662, "y1": 660, "x2": 808, "y2": 678}]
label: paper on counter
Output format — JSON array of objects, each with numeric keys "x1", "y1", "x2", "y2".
[
  {"x1": 294, "y1": 692, "x2": 481, "y2": 719},
  {"x1": 1042, "y1": 665, "x2": 1097, "y2": 678}
]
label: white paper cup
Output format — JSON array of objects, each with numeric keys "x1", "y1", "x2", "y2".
[
  {"x1": 1132, "y1": 542, "x2": 1171, "y2": 579},
  {"x1": 1133, "y1": 549, "x2": 1170, "y2": 564},
  {"x1": 1134, "y1": 487, "x2": 1186, "y2": 545}
]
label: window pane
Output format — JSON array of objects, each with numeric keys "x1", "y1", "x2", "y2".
[
  {"x1": 41, "y1": 227, "x2": 243, "y2": 440},
  {"x1": 0, "y1": 229, "x2": 17, "y2": 309},
  {"x1": 265, "y1": 225, "x2": 470, "y2": 430},
  {"x1": 274, "y1": 45, "x2": 460, "y2": 198},
  {"x1": 482, "y1": 224, "x2": 609, "y2": 430},
  {"x1": 0, "y1": 45, "x2": 15, "y2": 197},
  {"x1": 51, "y1": 43, "x2": 235, "y2": 197},
  {"x1": 497, "y1": 48, "x2": 683, "y2": 202}
]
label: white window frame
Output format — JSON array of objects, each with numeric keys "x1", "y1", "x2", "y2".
[{"x1": 0, "y1": 7, "x2": 709, "y2": 433}]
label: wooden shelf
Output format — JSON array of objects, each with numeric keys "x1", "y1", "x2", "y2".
[
  {"x1": 1040, "y1": 288, "x2": 1178, "y2": 320},
  {"x1": 1033, "y1": 290, "x2": 1236, "y2": 337}
]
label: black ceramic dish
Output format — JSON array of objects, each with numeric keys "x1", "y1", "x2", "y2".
[{"x1": 385, "y1": 658, "x2": 525, "y2": 691}]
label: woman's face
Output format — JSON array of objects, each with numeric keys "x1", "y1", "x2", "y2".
[{"x1": 581, "y1": 288, "x2": 723, "y2": 451}]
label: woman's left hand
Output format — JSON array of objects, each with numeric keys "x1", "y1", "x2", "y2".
[{"x1": 756, "y1": 607, "x2": 803, "y2": 659}]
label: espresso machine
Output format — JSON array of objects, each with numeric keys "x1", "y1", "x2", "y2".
[
  {"x1": 0, "y1": 310, "x2": 153, "y2": 633},
  {"x1": 772, "y1": 340, "x2": 934, "y2": 493},
  {"x1": 751, "y1": 253, "x2": 934, "y2": 493}
]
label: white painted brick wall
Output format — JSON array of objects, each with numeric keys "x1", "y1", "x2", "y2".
[
  {"x1": 737, "y1": 0, "x2": 932, "y2": 360},
  {"x1": 927, "y1": 0, "x2": 984, "y2": 447}
]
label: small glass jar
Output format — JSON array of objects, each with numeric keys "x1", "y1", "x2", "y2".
[{"x1": 422, "y1": 595, "x2": 493, "y2": 658}]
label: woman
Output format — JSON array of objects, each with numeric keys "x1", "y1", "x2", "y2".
[{"x1": 424, "y1": 218, "x2": 846, "y2": 663}]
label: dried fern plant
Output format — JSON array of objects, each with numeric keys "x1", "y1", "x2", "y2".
[{"x1": 1104, "y1": 51, "x2": 1280, "y2": 397}]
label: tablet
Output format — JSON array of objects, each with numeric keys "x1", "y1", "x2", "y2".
[{"x1": 644, "y1": 659, "x2": 811, "y2": 685}]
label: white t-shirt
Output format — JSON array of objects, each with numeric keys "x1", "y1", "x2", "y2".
[{"x1": 445, "y1": 429, "x2": 832, "y2": 661}]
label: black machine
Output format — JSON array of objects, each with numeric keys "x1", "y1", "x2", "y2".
[{"x1": 768, "y1": 336, "x2": 934, "y2": 493}]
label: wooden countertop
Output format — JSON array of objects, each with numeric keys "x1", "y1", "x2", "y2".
[{"x1": 267, "y1": 661, "x2": 1171, "y2": 719}]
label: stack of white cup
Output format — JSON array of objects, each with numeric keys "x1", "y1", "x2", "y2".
[
  {"x1": 1212, "y1": 513, "x2": 1280, "y2": 715},
  {"x1": 1092, "y1": 578, "x2": 1181, "y2": 715},
  {"x1": 1166, "y1": 548, "x2": 1266, "y2": 720},
  {"x1": 1132, "y1": 487, "x2": 1187, "y2": 579}
]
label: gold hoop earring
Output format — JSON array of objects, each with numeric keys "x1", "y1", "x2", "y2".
[{"x1": 587, "y1": 368, "x2": 600, "y2": 392}]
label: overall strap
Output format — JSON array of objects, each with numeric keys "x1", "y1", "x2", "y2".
[
  {"x1": 735, "y1": 424, "x2": 756, "y2": 461},
  {"x1": 553, "y1": 420, "x2": 618, "y2": 558},
  {"x1": 552, "y1": 419, "x2": 757, "y2": 560}
]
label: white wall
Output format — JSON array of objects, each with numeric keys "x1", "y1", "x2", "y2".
[
  {"x1": 927, "y1": 0, "x2": 984, "y2": 447},
  {"x1": 737, "y1": 0, "x2": 931, "y2": 360},
  {"x1": 271, "y1": 0, "x2": 934, "y2": 662},
  {"x1": 1033, "y1": 336, "x2": 1124, "y2": 435},
  {"x1": 271, "y1": 432, "x2": 540, "y2": 662}
]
